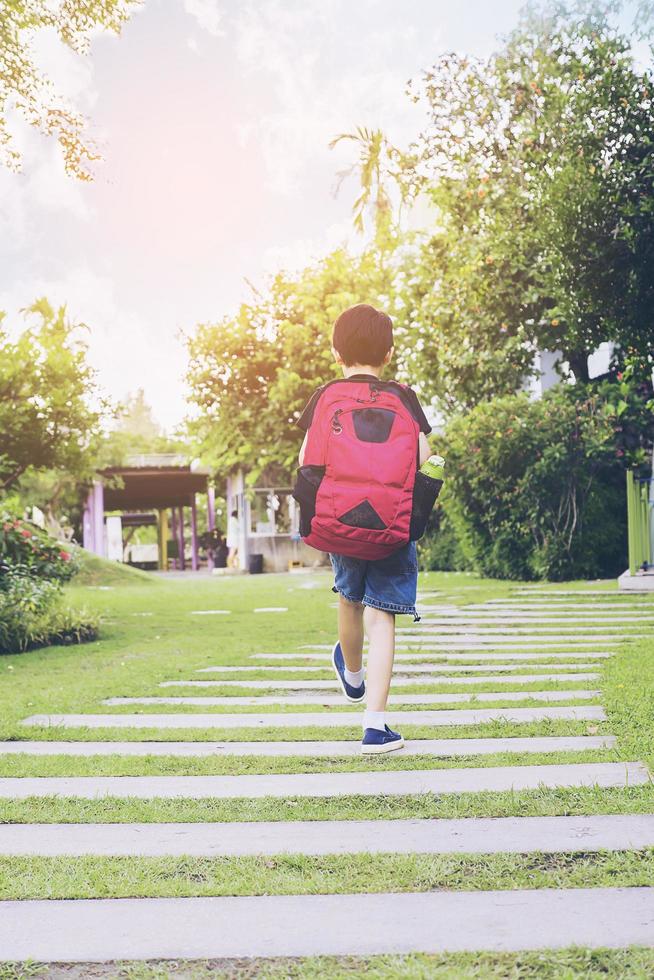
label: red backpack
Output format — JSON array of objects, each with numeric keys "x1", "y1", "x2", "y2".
[{"x1": 293, "y1": 379, "x2": 425, "y2": 560}]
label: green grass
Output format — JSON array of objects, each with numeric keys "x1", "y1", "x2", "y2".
[
  {"x1": 70, "y1": 548, "x2": 157, "y2": 588},
  {"x1": 2, "y1": 564, "x2": 654, "y2": 979},
  {"x1": 1, "y1": 848, "x2": 653, "y2": 901},
  {"x1": 0, "y1": 748, "x2": 615, "y2": 779},
  {"x1": 3, "y1": 784, "x2": 654, "y2": 825},
  {"x1": 0, "y1": 848, "x2": 654, "y2": 900},
  {"x1": 6, "y1": 949, "x2": 654, "y2": 979},
  {"x1": 11, "y1": 718, "x2": 611, "y2": 744},
  {"x1": 86, "y1": 696, "x2": 602, "y2": 716},
  {"x1": 603, "y1": 636, "x2": 654, "y2": 773}
]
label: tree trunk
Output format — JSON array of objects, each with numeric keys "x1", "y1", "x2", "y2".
[{"x1": 567, "y1": 351, "x2": 590, "y2": 384}]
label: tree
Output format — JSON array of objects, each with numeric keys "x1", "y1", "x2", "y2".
[
  {"x1": 362, "y1": 11, "x2": 654, "y2": 410},
  {"x1": 0, "y1": 0, "x2": 141, "y2": 179},
  {"x1": 0, "y1": 299, "x2": 102, "y2": 492},
  {"x1": 186, "y1": 244, "x2": 411, "y2": 484}
]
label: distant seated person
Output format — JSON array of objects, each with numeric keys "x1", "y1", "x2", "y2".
[
  {"x1": 214, "y1": 532, "x2": 228, "y2": 568},
  {"x1": 226, "y1": 509, "x2": 239, "y2": 568},
  {"x1": 200, "y1": 528, "x2": 228, "y2": 568}
]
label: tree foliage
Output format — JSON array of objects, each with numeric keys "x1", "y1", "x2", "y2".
[
  {"x1": 0, "y1": 0, "x2": 141, "y2": 178},
  {"x1": 99, "y1": 388, "x2": 187, "y2": 466},
  {"x1": 186, "y1": 244, "x2": 412, "y2": 483},
  {"x1": 0, "y1": 299, "x2": 102, "y2": 493},
  {"x1": 388, "y1": 11, "x2": 654, "y2": 409}
]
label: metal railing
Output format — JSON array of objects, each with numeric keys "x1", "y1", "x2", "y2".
[{"x1": 626, "y1": 470, "x2": 652, "y2": 575}]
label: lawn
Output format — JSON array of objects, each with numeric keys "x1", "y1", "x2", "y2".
[{"x1": 1, "y1": 563, "x2": 653, "y2": 978}]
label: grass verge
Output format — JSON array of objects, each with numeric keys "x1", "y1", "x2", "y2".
[
  {"x1": 5, "y1": 949, "x2": 654, "y2": 979},
  {"x1": 1, "y1": 849, "x2": 654, "y2": 900},
  {"x1": 2, "y1": 784, "x2": 654, "y2": 825}
]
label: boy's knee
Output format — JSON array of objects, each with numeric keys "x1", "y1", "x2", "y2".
[
  {"x1": 365, "y1": 605, "x2": 395, "y2": 623},
  {"x1": 339, "y1": 594, "x2": 364, "y2": 611}
]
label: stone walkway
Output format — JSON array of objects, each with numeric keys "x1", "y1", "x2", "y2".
[
  {"x1": 1, "y1": 586, "x2": 653, "y2": 964},
  {"x1": 2, "y1": 890, "x2": 654, "y2": 961},
  {"x1": 21, "y1": 705, "x2": 607, "y2": 727},
  {"x1": 3, "y1": 813, "x2": 654, "y2": 857}
]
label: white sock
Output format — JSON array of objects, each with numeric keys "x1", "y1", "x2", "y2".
[
  {"x1": 344, "y1": 666, "x2": 365, "y2": 687},
  {"x1": 363, "y1": 710, "x2": 386, "y2": 732}
]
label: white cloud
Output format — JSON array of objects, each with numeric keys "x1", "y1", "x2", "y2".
[
  {"x1": 183, "y1": 0, "x2": 225, "y2": 37},
  {"x1": 262, "y1": 219, "x2": 355, "y2": 276},
  {"x1": 232, "y1": 1, "x2": 437, "y2": 196}
]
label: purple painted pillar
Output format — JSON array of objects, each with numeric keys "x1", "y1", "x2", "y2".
[
  {"x1": 82, "y1": 489, "x2": 94, "y2": 552},
  {"x1": 206, "y1": 486, "x2": 216, "y2": 570},
  {"x1": 190, "y1": 494, "x2": 199, "y2": 571},
  {"x1": 171, "y1": 509, "x2": 178, "y2": 570},
  {"x1": 177, "y1": 506, "x2": 185, "y2": 571},
  {"x1": 92, "y1": 481, "x2": 105, "y2": 557}
]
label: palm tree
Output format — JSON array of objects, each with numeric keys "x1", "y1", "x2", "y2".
[{"x1": 329, "y1": 127, "x2": 407, "y2": 239}]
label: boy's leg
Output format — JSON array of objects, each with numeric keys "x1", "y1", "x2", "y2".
[
  {"x1": 338, "y1": 595, "x2": 364, "y2": 672},
  {"x1": 363, "y1": 606, "x2": 395, "y2": 712}
]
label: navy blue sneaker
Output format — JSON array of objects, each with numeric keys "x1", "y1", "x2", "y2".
[
  {"x1": 331, "y1": 641, "x2": 365, "y2": 703},
  {"x1": 361, "y1": 725, "x2": 405, "y2": 755}
]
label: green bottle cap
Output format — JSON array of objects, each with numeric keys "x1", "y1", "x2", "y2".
[{"x1": 421, "y1": 455, "x2": 445, "y2": 480}]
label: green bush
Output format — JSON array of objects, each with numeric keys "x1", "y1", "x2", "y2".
[
  {"x1": 0, "y1": 515, "x2": 97, "y2": 654},
  {"x1": 442, "y1": 379, "x2": 653, "y2": 581},
  {"x1": 417, "y1": 495, "x2": 470, "y2": 572},
  {"x1": 0, "y1": 566, "x2": 98, "y2": 653}
]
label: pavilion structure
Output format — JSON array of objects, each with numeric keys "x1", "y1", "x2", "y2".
[{"x1": 82, "y1": 455, "x2": 214, "y2": 571}]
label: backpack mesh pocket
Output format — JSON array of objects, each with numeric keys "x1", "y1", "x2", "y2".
[
  {"x1": 409, "y1": 470, "x2": 443, "y2": 541},
  {"x1": 292, "y1": 465, "x2": 326, "y2": 537}
]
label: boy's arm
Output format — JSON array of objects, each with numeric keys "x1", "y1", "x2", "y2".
[
  {"x1": 419, "y1": 432, "x2": 432, "y2": 466},
  {"x1": 298, "y1": 431, "x2": 308, "y2": 466}
]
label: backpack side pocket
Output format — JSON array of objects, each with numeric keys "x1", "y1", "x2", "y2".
[
  {"x1": 292, "y1": 465, "x2": 326, "y2": 537},
  {"x1": 409, "y1": 470, "x2": 443, "y2": 541}
]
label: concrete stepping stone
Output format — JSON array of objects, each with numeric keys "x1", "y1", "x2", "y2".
[
  {"x1": 414, "y1": 615, "x2": 654, "y2": 624},
  {"x1": 189, "y1": 610, "x2": 231, "y2": 616},
  {"x1": 270, "y1": 651, "x2": 614, "y2": 661},
  {"x1": 513, "y1": 590, "x2": 619, "y2": 596},
  {"x1": 398, "y1": 626, "x2": 631, "y2": 635},
  {"x1": 486, "y1": 597, "x2": 653, "y2": 604},
  {"x1": 0, "y1": 762, "x2": 643, "y2": 800},
  {"x1": 21, "y1": 705, "x2": 606, "y2": 729},
  {"x1": 162, "y1": 673, "x2": 600, "y2": 689},
  {"x1": 394, "y1": 642, "x2": 619, "y2": 651},
  {"x1": 363, "y1": 638, "x2": 621, "y2": 647},
  {"x1": 197, "y1": 663, "x2": 604, "y2": 675},
  {"x1": 0, "y1": 735, "x2": 615, "y2": 758},
  {"x1": 2, "y1": 812, "x2": 650, "y2": 857},
  {"x1": 3, "y1": 888, "x2": 653, "y2": 960},
  {"x1": 104, "y1": 691, "x2": 600, "y2": 707},
  {"x1": 462, "y1": 600, "x2": 653, "y2": 609}
]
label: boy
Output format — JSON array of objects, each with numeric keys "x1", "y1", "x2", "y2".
[{"x1": 297, "y1": 304, "x2": 432, "y2": 753}]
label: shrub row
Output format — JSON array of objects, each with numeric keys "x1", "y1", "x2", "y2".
[{"x1": 419, "y1": 378, "x2": 654, "y2": 581}]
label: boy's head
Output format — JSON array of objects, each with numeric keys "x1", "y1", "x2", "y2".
[{"x1": 332, "y1": 304, "x2": 393, "y2": 368}]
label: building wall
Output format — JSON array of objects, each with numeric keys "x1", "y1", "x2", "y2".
[{"x1": 247, "y1": 536, "x2": 329, "y2": 573}]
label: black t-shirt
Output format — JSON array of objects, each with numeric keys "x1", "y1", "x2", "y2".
[{"x1": 297, "y1": 374, "x2": 432, "y2": 434}]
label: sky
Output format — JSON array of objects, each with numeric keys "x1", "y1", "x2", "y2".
[{"x1": 0, "y1": 0, "x2": 572, "y2": 431}]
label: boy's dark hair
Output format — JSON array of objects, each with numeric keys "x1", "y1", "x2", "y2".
[
  {"x1": 231, "y1": 509, "x2": 238, "y2": 518},
  {"x1": 332, "y1": 304, "x2": 393, "y2": 367}
]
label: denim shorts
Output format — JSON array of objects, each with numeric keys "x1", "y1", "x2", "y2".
[{"x1": 329, "y1": 541, "x2": 419, "y2": 618}]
